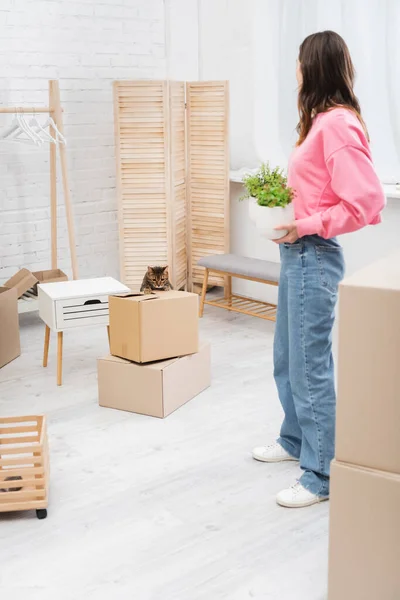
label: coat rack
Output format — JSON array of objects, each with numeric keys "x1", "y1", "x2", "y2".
[{"x1": 0, "y1": 80, "x2": 78, "y2": 280}]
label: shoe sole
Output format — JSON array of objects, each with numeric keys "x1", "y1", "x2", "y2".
[
  {"x1": 252, "y1": 453, "x2": 298, "y2": 463},
  {"x1": 276, "y1": 495, "x2": 329, "y2": 508}
]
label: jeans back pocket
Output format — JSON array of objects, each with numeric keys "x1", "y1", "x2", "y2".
[{"x1": 315, "y1": 246, "x2": 345, "y2": 293}]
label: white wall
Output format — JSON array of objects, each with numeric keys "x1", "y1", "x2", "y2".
[
  {"x1": 165, "y1": 0, "x2": 199, "y2": 81},
  {"x1": 0, "y1": 0, "x2": 166, "y2": 281},
  {"x1": 198, "y1": 0, "x2": 258, "y2": 169}
]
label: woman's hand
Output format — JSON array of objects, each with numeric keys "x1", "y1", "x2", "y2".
[{"x1": 273, "y1": 222, "x2": 299, "y2": 244}]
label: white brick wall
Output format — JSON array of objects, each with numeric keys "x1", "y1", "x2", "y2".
[{"x1": 0, "y1": 0, "x2": 166, "y2": 282}]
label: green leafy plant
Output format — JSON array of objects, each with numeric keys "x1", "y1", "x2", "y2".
[{"x1": 241, "y1": 163, "x2": 294, "y2": 208}]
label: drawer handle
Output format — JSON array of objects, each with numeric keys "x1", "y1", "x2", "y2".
[{"x1": 84, "y1": 299, "x2": 102, "y2": 305}]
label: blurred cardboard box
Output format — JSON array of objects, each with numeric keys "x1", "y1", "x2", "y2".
[
  {"x1": 328, "y1": 460, "x2": 400, "y2": 600},
  {"x1": 336, "y1": 252, "x2": 400, "y2": 474}
]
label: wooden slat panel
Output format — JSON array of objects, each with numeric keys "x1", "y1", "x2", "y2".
[
  {"x1": 0, "y1": 499, "x2": 48, "y2": 513},
  {"x1": 114, "y1": 81, "x2": 169, "y2": 290},
  {"x1": 114, "y1": 81, "x2": 187, "y2": 290},
  {"x1": 0, "y1": 416, "x2": 39, "y2": 425},
  {"x1": 0, "y1": 435, "x2": 40, "y2": 445},
  {"x1": 168, "y1": 82, "x2": 187, "y2": 290},
  {"x1": 0, "y1": 490, "x2": 46, "y2": 503},
  {"x1": 186, "y1": 81, "x2": 230, "y2": 288},
  {"x1": 0, "y1": 456, "x2": 42, "y2": 467},
  {"x1": 0, "y1": 425, "x2": 39, "y2": 435}
]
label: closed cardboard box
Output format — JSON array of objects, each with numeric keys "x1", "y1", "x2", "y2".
[
  {"x1": 336, "y1": 252, "x2": 400, "y2": 474},
  {"x1": 328, "y1": 460, "x2": 400, "y2": 600},
  {"x1": 98, "y1": 343, "x2": 210, "y2": 418},
  {"x1": 109, "y1": 290, "x2": 199, "y2": 363},
  {"x1": 0, "y1": 287, "x2": 21, "y2": 368}
]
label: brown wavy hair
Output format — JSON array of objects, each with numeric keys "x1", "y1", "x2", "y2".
[{"x1": 296, "y1": 30, "x2": 368, "y2": 145}]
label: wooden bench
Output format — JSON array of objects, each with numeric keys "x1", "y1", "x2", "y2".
[{"x1": 198, "y1": 254, "x2": 280, "y2": 321}]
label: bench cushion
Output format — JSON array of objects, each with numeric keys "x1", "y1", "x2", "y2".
[{"x1": 198, "y1": 253, "x2": 280, "y2": 283}]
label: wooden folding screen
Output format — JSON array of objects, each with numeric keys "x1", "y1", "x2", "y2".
[
  {"x1": 114, "y1": 80, "x2": 229, "y2": 291},
  {"x1": 186, "y1": 81, "x2": 230, "y2": 288}
]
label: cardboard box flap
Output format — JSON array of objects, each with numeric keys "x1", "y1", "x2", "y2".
[
  {"x1": 155, "y1": 290, "x2": 196, "y2": 300},
  {"x1": 111, "y1": 290, "x2": 197, "y2": 302},
  {"x1": 341, "y1": 251, "x2": 400, "y2": 291},
  {"x1": 98, "y1": 353, "x2": 179, "y2": 370},
  {"x1": 111, "y1": 292, "x2": 159, "y2": 303},
  {"x1": 3, "y1": 268, "x2": 38, "y2": 298}
]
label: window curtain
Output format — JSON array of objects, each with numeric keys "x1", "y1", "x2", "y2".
[{"x1": 253, "y1": 0, "x2": 400, "y2": 183}]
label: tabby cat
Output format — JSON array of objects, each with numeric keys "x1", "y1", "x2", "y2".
[{"x1": 140, "y1": 266, "x2": 173, "y2": 294}]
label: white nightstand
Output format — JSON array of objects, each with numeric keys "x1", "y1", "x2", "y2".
[{"x1": 38, "y1": 277, "x2": 129, "y2": 385}]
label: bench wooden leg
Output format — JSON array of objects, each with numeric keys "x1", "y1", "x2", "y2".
[
  {"x1": 199, "y1": 269, "x2": 209, "y2": 317},
  {"x1": 43, "y1": 326, "x2": 50, "y2": 368},
  {"x1": 225, "y1": 274, "x2": 232, "y2": 304},
  {"x1": 57, "y1": 332, "x2": 63, "y2": 387}
]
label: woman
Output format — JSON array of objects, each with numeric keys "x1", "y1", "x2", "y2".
[{"x1": 252, "y1": 31, "x2": 385, "y2": 508}]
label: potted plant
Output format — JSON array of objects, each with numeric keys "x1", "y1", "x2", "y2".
[{"x1": 241, "y1": 163, "x2": 295, "y2": 240}]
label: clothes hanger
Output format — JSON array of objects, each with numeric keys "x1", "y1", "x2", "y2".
[
  {"x1": 29, "y1": 110, "x2": 57, "y2": 144},
  {"x1": 0, "y1": 114, "x2": 20, "y2": 139},
  {"x1": 2, "y1": 110, "x2": 41, "y2": 145},
  {"x1": 0, "y1": 109, "x2": 66, "y2": 146},
  {"x1": 3, "y1": 111, "x2": 38, "y2": 145},
  {"x1": 16, "y1": 111, "x2": 43, "y2": 145},
  {"x1": 48, "y1": 116, "x2": 67, "y2": 145},
  {"x1": 37, "y1": 115, "x2": 66, "y2": 145}
]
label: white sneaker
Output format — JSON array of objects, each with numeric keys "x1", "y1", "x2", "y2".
[
  {"x1": 252, "y1": 442, "x2": 298, "y2": 463},
  {"x1": 276, "y1": 482, "x2": 329, "y2": 508}
]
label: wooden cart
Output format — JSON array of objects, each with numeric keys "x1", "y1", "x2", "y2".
[{"x1": 0, "y1": 416, "x2": 49, "y2": 519}]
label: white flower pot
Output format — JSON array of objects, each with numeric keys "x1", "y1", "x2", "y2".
[{"x1": 248, "y1": 197, "x2": 294, "y2": 240}]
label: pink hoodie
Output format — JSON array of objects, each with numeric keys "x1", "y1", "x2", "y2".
[{"x1": 288, "y1": 108, "x2": 386, "y2": 239}]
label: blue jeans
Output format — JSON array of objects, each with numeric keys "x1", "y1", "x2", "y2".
[{"x1": 274, "y1": 235, "x2": 345, "y2": 497}]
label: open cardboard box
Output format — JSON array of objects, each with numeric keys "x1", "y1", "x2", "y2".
[
  {"x1": 3, "y1": 268, "x2": 68, "y2": 299},
  {"x1": 32, "y1": 269, "x2": 68, "y2": 294},
  {"x1": 3, "y1": 268, "x2": 38, "y2": 299},
  {"x1": 0, "y1": 268, "x2": 38, "y2": 369},
  {"x1": 0, "y1": 286, "x2": 20, "y2": 368},
  {"x1": 0, "y1": 268, "x2": 68, "y2": 369}
]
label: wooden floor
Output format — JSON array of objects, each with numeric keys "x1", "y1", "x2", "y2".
[{"x1": 0, "y1": 307, "x2": 329, "y2": 600}]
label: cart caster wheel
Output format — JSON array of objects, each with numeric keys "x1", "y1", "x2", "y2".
[{"x1": 36, "y1": 509, "x2": 47, "y2": 520}]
